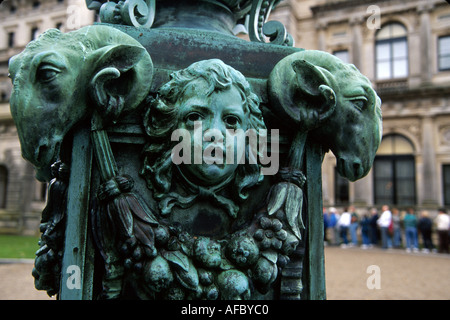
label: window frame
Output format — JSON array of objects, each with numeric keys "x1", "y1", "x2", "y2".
[
  {"x1": 438, "y1": 35, "x2": 450, "y2": 72},
  {"x1": 375, "y1": 23, "x2": 409, "y2": 80},
  {"x1": 373, "y1": 134, "x2": 416, "y2": 206},
  {"x1": 32, "y1": 1, "x2": 41, "y2": 9},
  {"x1": 7, "y1": 32, "x2": 15, "y2": 48},
  {"x1": 30, "y1": 27, "x2": 39, "y2": 41},
  {"x1": 0, "y1": 165, "x2": 8, "y2": 209},
  {"x1": 333, "y1": 49, "x2": 350, "y2": 64},
  {"x1": 373, "y1": 154, "x2": 416, "y2": 206},
  {"x1": 443, "y1": 164, "x2": 450, "y2": 206},
  {"x1": 334, "y1": 166, "x2": 349, "y2": 206}
]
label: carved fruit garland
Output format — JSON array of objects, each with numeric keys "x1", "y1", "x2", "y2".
[{"x1": 90, "y1": 109, "x2": 303, "y2": 299}]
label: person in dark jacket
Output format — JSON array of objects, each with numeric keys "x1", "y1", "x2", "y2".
[
  {"x1": 369, "y1": 208, "x2": 379, "y2": 246},
  {"x1": 360, "y1": 213, "x2": 371, "y2": 249},
  {"x1": 418, "y1": 210, "x2": 434, "y2": 253}
]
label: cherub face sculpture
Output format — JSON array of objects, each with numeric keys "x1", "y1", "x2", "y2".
[
  {"x1": 175, "y1": 78, "x2": 248, "y2": 186},
  {"x1": 141, "y1": 59, "x2": 267, "y2": 216}
]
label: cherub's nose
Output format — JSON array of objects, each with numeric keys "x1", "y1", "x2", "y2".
[
  {"x1": 203, "y1": 128, "x2": 224, "y2": 144},
  {"x1": 205, "y1": 116, "x2": 227, "y2": 135}
]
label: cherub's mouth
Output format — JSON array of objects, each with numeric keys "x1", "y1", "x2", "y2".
[{"x1": 202, "y1": 143, "x2": 226, "y2": 164}]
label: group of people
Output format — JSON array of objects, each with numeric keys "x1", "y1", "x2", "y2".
[{"x1": 323, "y1": 205, "x2": 450, "y2": 254}]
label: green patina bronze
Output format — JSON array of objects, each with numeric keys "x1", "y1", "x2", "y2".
[
  {"x1": 8, "y1": 0, "x2": 382, "y2": 300},
  {"x1": 8, "y1": 25, "x2": 153, "y2": 182}
]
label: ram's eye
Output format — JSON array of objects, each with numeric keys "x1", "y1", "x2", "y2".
[
  {"x1": 351, "y1": 98, "x2": 367, "y2": 112},
  {"x1": 36, "y1": 64, "x2": 60, "y2": 83},
  {"x1": 224, "y1": 115, "x2": 240, "y2": 127}
]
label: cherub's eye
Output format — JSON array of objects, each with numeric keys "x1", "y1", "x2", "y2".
[
  {"x1": 224, "y1": 115, "x2": 240, "y2": 127},
  {"x1": 36, "y1": 64, "x2": 60, "y2": 83},
  {"x1": 351, "y1": 98, "x2": 367, "y2": 112},
  {"x1": 185, "y1": 112, "x2": 203, "y2": 123}
]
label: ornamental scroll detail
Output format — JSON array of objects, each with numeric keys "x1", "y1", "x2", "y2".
[
  {"x1": 8, "y1": 23, "x2": 381, "y2": 299},
  {"x1": 86, "y1": 0, "x2": 156, "y2": 28},
  {"x1": 85, "y1": 0, "x2": 293, "y2": 46},
  {"x1": 248, "y1": 0, "x2": 294, "y2": 46}
]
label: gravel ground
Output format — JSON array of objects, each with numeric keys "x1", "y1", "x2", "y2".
[{"x1": 0, "y1": 246, "x2": 448, "y2": 300}]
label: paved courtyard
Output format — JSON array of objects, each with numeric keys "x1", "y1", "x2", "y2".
[
  {"x1": 324, "y1": 246, "x2": 450, "y2": 300},
  {"x1": 0, "y1": 246, "x2": 448, "y2": 300}
]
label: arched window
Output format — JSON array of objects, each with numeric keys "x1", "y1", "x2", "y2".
[
  {"x1": 0, "y1": 166, "x2": 8, "y2": 209},
  {"x1": 375, "y1": 22, "x2": 408, "y2": 80},
  {"x1": 373, "y1": 134, "x2": 416, "y2": 206}
]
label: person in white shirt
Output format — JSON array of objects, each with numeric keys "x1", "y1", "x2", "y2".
[
  {"x1": 435, "y1": 208, "x2": 450, "y2": 253},
  {"x1": 377, "y1": 205, "x2": 393, "y2": 249},
  {"x1": 337, "y1": 208, "x2": 351, "y2": 247}
]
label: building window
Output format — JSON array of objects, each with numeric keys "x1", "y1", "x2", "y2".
[
  {"x1": 443, "y1": 165, "x2": 450, "y2": 206},
  {"x1": 34, "y1": 182, "x2": 47, "y2": 202},
  {"x1": 32, "y1": 1, "x2": 41, "y2": 9},
  {"x1": 333, "y1": 50, "x2": 349, "y2": 64},
  {"x1": 7, "y1": 32, "x2": 15, "y2": 48},
  {"x1": 31, "y1": 27, "x2": 39, "y2": 40},
  {"x1": 375, "y1": 23, "x2": 408, "y2": 80},
  {"x1": 335, "y1": 167, "x2": 349, "y2": 205},
  {"x1": 438, "y1": 36, "x2": 450, "y2": 71},
  {"x1": 40, "y1": 183, "x2": 48, "y2": 201},
  {"x1": 0, "y1": 166, "x2": 7, "y2": 209},
  {"x1": 373, "y1": 134, "x2": 416, "y2": 206}
]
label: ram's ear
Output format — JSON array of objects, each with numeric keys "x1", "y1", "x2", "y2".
[
  {"x1": 89, "y1": 44, "x2": 152, "y2": 123},
  {"x1": 291, "y1": 59, "x2": 336, "y2": 123}
]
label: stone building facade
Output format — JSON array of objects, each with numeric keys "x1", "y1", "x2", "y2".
[{"x1": 0, "y1": 0, "x2": 449, "y2": 234}]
